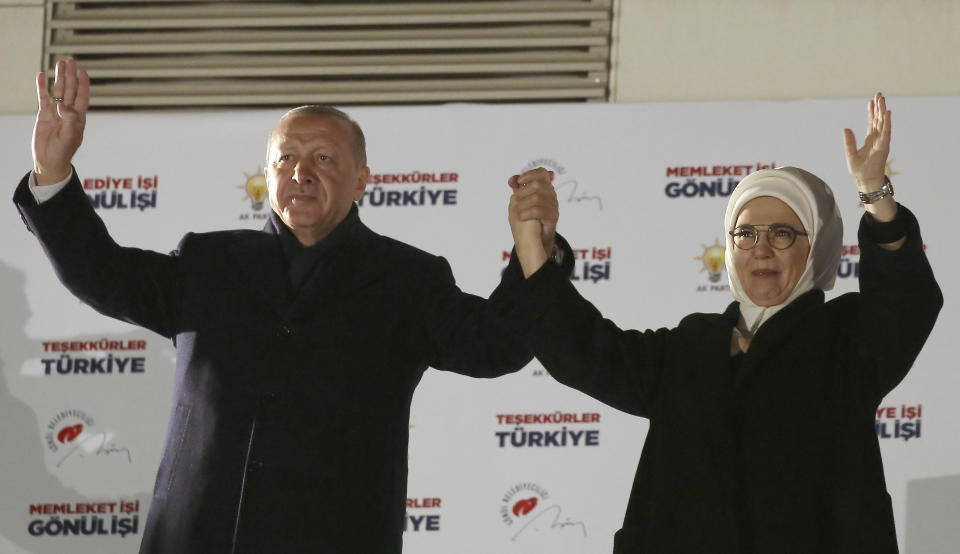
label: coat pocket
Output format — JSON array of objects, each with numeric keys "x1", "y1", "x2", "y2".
[{"x1": 152, "y1": 402, "x2": 191, "y2": 499}]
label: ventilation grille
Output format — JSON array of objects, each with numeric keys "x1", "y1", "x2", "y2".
[{"x1": 44, "y1": 0, "x2": 612, "y2": 108}]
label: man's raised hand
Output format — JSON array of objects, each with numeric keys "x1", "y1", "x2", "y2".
[{"x1": 33, "y1": 58, "x2": 90, "y2": 186}]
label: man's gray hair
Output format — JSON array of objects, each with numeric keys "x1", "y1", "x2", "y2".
[{"x1": 267, "y1": 105, "x2": 367, "y2": 166}]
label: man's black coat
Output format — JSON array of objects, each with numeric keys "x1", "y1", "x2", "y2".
[
  {"x1": 494, "y1": 206, "x2": 942, "y2": 553},
  {"x1": 15, "y1": 172, "x2": 545, "y2": 553}
]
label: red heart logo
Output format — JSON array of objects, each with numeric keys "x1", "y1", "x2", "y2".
[
  {"x1": 57, "y1": 424, "x2": 83, "y2": 444},
  {"x1": 512, "y1": 497, "x2": 538, "y2": 517}
]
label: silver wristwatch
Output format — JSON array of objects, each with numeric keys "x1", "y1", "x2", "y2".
[{"x1": 858, "y1": 176, "x2": 894, "y2": 204}]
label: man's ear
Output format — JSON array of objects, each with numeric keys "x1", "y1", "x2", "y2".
[{"x1": 354, "y1": 165, "x2": 370, "y2": 201}]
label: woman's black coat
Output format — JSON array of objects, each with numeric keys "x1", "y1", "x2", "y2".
[{"x1": 493, "y1": 206, "x2": 941, "y2": 553}]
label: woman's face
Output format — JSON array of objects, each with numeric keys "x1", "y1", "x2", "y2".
[{"x1": 732, "y1": 196, "x2": 811, "y2": 307}]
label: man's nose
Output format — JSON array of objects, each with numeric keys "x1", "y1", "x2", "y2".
[{"x1": 293, "y1": 161, "x2": 315, "y2": 184}]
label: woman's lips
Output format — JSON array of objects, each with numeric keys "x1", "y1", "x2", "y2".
[{"x1": 751, "y1": 269, "x2": 780, "y2": 278}]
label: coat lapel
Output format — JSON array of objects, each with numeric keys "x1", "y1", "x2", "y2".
[
  {"x1": 694, "y1": 303, "x2": 743, "y2": 549},
  {"x1": 226, "y1": 213, "x2": 389, "y2": 322},
  {"x1": 285, "y1": 221, "x2": 387, "y2": 319},
  {"x1": 695, "y1": 304, "x2": 740, "y2": 437},
  {"x1": 734, "y1": 289, "x2": 825, "y2": 391}
]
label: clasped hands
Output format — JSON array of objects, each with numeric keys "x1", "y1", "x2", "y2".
[{"x1": 507, "y1": 167, "x2": 559, "y2": 278}]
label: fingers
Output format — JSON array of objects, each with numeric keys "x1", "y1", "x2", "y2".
[
  {"x1": 509, "y1": 166, "x2": 558, "y2": 228},
  {"x1": 875, "y1": 92, "x2": 891, "y2": 146},
  {"x1": 516, "y1": 204, "x2": 557, "y2": 223},
  {"x1": 515, "y1": 178, "x2": 556, "y2": 200},
  {"x1": 516, "y1": 167, "x2": 554, "y2": 185},
  {"x1": 514, "y1": 181, "x2": 557, "y2": 215},
  {"x1": 846, "y1": 93, "x2": 891, "y2": 184},
  {"x1": 874, "y1": 95, "x2": 882, "y2": 133},
  {"x1": 515, "y1": 180, "x2": 555, "y2": 203},
  {"x1": 36, "y1": 72, "x2": 49, "y2": 110},
  {"x1": 869, "y1": 92, "x2": 889, "y2": 135},
  {"x1": 62, "y1": 58, "x2": 78, "y2": 107},
  {"x1": 52, "y1": 60, "x2": 65, "y2": 110},
  {"x1": 508, "y1": 193, "x2": 543, "y2": 233},
  {"x1": 509, "y1": 192, "x2": 543, "y2": 229},
  {"x1": 75, "y1": 69, "x2": 91, "y2": 117},
  {"x1": 842, "y1": 128, "x2": 858, "y2": 158},
  {"x1": 881, "y1": 108, "x2": 891, "y2": 145},
  {"x1": 515, "y1": 200, "x2": 558, "y2": 224},
  {"x1": 50, "y1": 58, "x2": 88, "y2": 120},
  {"x1": 509, "y1": 167, "x2": 554, "y2": 192}
]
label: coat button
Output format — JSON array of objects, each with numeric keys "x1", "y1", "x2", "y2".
[
  {"x1": 277, "y1": 325, "x2": 294, "y2": 338},
  {"x1": 262, "y1": 392, "x2": 278, "y2": 405},
  {"x1": 248, "y1": 460, "x2": 264, "y2": 472}
]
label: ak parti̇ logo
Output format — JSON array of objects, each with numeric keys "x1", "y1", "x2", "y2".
[
  {"x1": 694, "y1": 238, "x2": 730, "y2": 293},
  {"x1": 238, "y1": 167, "x2": 270, "y2": 221}
]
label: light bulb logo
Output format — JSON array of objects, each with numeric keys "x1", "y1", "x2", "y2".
[
  {"x1": 238, "y1": 167, "x2": 268, "y2": 211},
  {"x1": 695, "y1": 239, "x2": 726, "y2": 282},
  {"x1": 885, "y1": 158, "x2": 899, "y2": 178}
]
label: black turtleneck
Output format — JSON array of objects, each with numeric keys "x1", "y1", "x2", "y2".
[{"x1": 268, "y1": 203, "x2": 361, "y2": 292}]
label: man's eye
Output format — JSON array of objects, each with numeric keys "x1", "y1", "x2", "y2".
[{"x1": 317, "y1": 154, "x2": 329, "y2": 162}]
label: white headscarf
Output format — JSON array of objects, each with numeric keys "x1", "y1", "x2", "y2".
[{"x1": 724, "y1": 167, "x2": 843, "y2": 337}]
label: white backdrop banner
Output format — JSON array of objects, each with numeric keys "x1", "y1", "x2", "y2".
[{"x1": 0, "y1": 98, "x2": 956, "y2": 554}]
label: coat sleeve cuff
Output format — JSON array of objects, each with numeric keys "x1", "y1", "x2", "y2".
[
  {"x1": 857, "y1": 203, "x2": 926, "y2": 278},
  {"x1": 490, "y1": 254, "x2": 581, "y2": 338},
  {"x1": 29, "y1": 169, "x2": 75, "y2": 204}
]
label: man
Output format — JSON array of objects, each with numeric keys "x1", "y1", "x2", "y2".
[{"x1": 15, "y1": 59, "x2": 566, "y2": 553}]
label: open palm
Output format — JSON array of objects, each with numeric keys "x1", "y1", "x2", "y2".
[
  {"x1": 33, "y1": 58, "x2": 90, "y2": 185},
  {"x1": 843, "y1": 92, "x2": 890, "y2": 187}
]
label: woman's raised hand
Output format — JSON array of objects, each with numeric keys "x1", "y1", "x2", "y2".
[
  {"x1": 33, "y1": 58, "x2": 90, "y2": 186},
  {"x1": 843, "y1": 92, "x2": 891, "y2": 192},
  {"x1": 843, "y1": 93, "x2": 900, "y2": 226}
]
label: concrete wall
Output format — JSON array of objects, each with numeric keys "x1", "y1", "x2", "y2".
[
  {"x1": 611, "y1": 0, "x2": 960, "y2": 101},
  {"x1": 1, "y1": 1, "x2": 957, "y2": 114},
  {"x1": 0, "y1": 1, "x2": 44, "y2": 114}
]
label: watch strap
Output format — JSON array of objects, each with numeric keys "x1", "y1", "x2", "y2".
[{"x1": 859, "y1": 175, "x2": 894, "y2": 204}]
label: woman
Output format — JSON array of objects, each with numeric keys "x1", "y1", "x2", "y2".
[{"x1": 498, "y1": 94, "x2": 942, "y2": 553}]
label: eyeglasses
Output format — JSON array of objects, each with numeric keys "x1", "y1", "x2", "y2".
[{"x1": 728, "y1": 224, "x2": 808, "y2": 250}]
